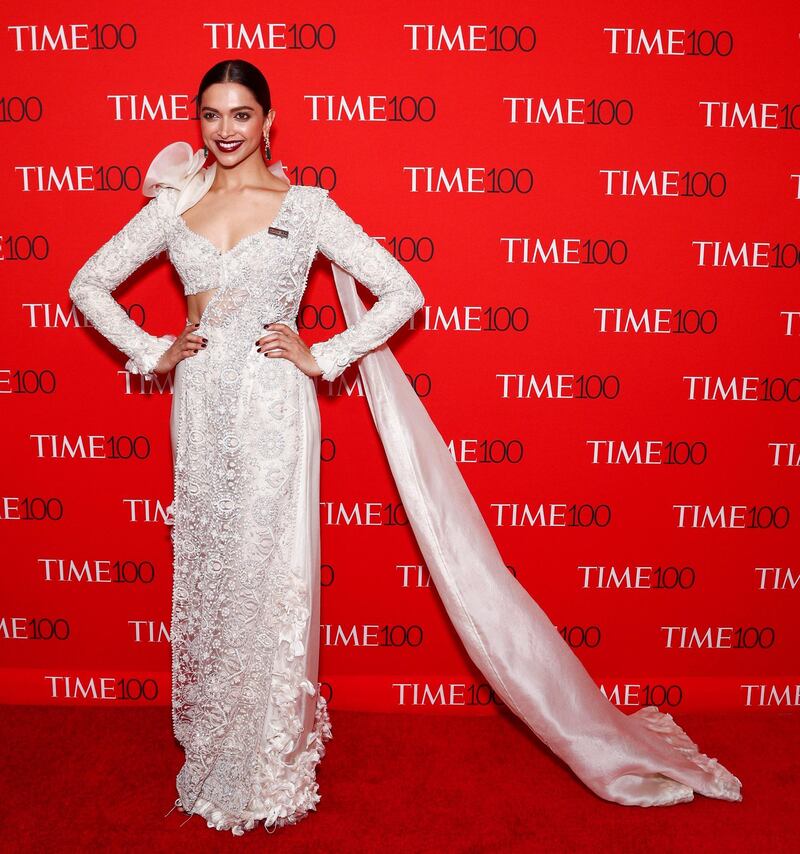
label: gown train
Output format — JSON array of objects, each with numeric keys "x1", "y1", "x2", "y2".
[{"x1": 319, "y1": 262, "x2": 743, "y2": 808}]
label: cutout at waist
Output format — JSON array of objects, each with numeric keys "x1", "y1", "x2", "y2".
[{"x1": 186, "y1": 287, "x2": 219, "y2": 326}]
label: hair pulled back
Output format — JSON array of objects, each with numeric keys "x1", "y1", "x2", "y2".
[{"x1": 197, "y1": 59, "x2": 272, "y2": 114}]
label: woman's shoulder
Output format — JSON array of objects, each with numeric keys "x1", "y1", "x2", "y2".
[
  {"x1": 293, "y1": 183, "x2": 330, "y2": 219},
  {"x1": 149, "y1": 184, "x2": 180, "y2": 203},
  {"x1": 295, "y1": 183, "x2": 328, "y2": 198},
  {"x1": 146, "y1": 185, "x2": 181, "y2": 223}
]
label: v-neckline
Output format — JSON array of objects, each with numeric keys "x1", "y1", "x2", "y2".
[{"x1": 177, "y1": 184, "x2": 295, "y2": 256}]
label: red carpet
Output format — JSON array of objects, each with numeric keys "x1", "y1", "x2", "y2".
[{"x1": 1, "y1": 704, "x2": 794, "y2": 852}]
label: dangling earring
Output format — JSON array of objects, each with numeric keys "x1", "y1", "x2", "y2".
[
  {"x1": 263, "y1": 131, "x2": 271, "y2": 160},
  {"x1": 202, "y1": 145, "x2": 208, "y2": 159}
]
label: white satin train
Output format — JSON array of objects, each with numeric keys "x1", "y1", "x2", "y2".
[{"x1": 328, "y1": 263, "x2": 743, "y2": 807}]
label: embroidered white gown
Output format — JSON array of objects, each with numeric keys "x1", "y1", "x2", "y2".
[{"x1": 68, "y1": 141, "x2": 742, "y2": 836}]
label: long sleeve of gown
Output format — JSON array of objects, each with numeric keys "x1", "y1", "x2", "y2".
[
  {"x1": 309, "y1": 192, "x2": 425, "y2": 381},
  {"x1": 68, "y1": 188, "x2": 177, "y2": 379}
]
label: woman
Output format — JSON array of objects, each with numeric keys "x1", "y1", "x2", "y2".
[{"x1": 68, "y1": 59, "x2": 742, "y2": 837}]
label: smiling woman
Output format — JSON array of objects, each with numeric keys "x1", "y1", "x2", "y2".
[
  {"x1": 68, "y1": 57, "x2": 742, "y2": 839},
  {"x1": 68, "y1": 58, "x2": 427, "y2": 835}
]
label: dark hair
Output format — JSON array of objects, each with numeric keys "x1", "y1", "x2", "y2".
[{"x1": 197, "y1": 59, "x2": 272, "y2": 114}]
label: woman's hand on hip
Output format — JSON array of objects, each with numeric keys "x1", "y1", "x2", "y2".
[
  {"x1": 154, "y1": 322, "x2": 207, "y2": 374},
  {"x1": 256, "y1": 323, "x2": 322, "y2": 378}
]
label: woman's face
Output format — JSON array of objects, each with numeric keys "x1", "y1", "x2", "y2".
[{"x1": 199, "y1": 81, "x2": 275, "y2": 165}]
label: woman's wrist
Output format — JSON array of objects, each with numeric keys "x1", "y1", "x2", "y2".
[
  {"x1": 309, "y1": 339, "x2": 350, "y2": 382},
  {"x1": 124, "y1": 333, "x2": 177, "y2": 379}
]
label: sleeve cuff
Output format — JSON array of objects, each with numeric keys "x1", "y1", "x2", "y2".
[
  {"x1": 310, "y1": 339, "x2": 351, "y2": 382},
  {"x1": 124, "y1": 334, "x2": 176, "y2": 380}
]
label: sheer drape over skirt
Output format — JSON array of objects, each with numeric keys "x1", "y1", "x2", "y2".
[{"x1": 167, "y1": 318, "x2": 332, "y2": 835}]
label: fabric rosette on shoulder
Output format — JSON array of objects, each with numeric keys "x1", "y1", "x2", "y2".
[{"x1": 141, "y1": 139, "x2": 290, "y2": 217}]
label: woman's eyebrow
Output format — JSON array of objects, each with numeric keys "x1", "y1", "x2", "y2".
[{"x1": 200, "y1": 105, "x2": 256, "y2": 112}]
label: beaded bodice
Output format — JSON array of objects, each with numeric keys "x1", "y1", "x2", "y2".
[{"x1": 68, "y1": 176, "x2": 425, "y2": 383}]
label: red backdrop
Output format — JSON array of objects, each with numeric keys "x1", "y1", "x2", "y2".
[{"x1": 3, "y1": 1, "x2": 798, "y2": 716}]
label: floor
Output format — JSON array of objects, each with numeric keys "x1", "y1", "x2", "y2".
[{"x1": 1, "y1": 704, "x2": 794, "y2": 852}]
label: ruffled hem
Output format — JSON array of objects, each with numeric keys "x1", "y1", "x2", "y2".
[
  {"x1": 171, "y1": 691, "x2": 332, "y2": 836},
  {"x1": 169, "y1": 578, "x2": 333, "y2": 836},
  {"x1": 630, "y1": 705, "x2": 743, "y2": 803}
]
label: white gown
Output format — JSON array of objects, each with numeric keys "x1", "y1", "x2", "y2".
[{"x1": 68, "y1": 141, "x2": 742, "y2": 836}]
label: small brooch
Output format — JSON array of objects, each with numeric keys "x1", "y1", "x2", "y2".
[{"x1": 268, "y1": 226, "x2": 289, "y2": 238}]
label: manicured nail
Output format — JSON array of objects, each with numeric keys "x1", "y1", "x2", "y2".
[
  {"x1": 194, "y1": 323, "x2": 200, "y2": 327},
  {"x1": 201, "y1": 343, "x2": 207, "y2": 348},
  {"x1": 202, "y1": 338, "x2": 208, "y2": 343}
]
